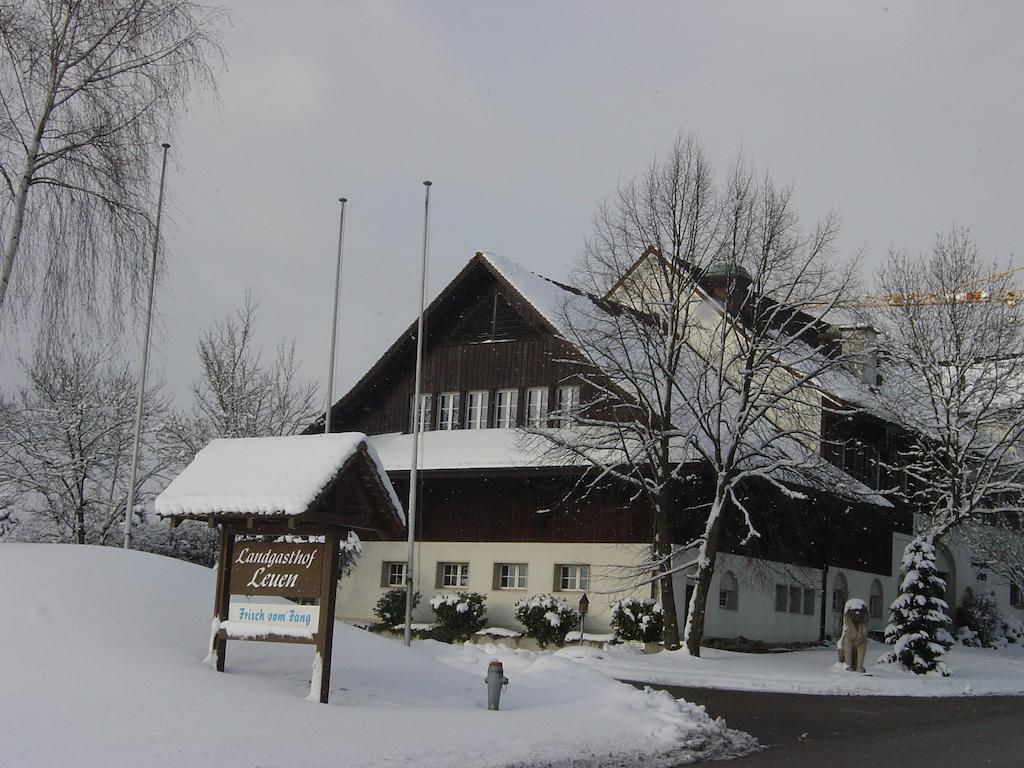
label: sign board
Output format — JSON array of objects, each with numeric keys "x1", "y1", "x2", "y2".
[
  {"x1": 229, "y1": 541, "x2": 324, "y2": 598},
  {"x1": 228, "y1": 601, "x2": 320, "y2": 633}
]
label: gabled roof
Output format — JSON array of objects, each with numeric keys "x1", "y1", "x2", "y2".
[
  {"x1": 308, "y1": 251, "x2": 581, "y2": 435},
  {"x1": 155, "y1": 434, "x2": 405, "y2": 534}
]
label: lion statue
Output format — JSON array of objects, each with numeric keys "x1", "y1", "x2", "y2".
[{"x1": 837, "y1": 598, "x2": 869, "y2": 673}]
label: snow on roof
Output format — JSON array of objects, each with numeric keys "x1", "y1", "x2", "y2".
[
  {"x1": 368, "y1": 429, "x2": 583, "y2": 472},
  {"x1": 155, "y1": 433, "x2": 404, "y2": 522},
  {"x1": 478, "y1": 251, "x2": 573, "y2": 337}
]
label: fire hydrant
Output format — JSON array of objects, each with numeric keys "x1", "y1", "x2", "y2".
[{"x1": 485, "y1": 660, "x2": 509, "y2": 711}]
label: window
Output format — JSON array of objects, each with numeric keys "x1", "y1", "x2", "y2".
[
  {"x1": 789, "y1": 586, "x2": 802, "y2": 614},
  {"x1": 1012, "y1": 583, "x2": 1024, "y2": 608},
  {"x1": 869, "y1": 579, "x2": 884, "y2": 619},
  {"x1": 775, "y1": 584, "x2": 810, "y2": 614},
  {"x1": 719, "y1": 571, "x2": 738, "y2": 610},
  {"x1": 802, "y1": 588, "x2": 816, "y2": 616},
  {"x1": 555, "y1": 385, "x2": 581, "y2": 425},
  {"x1": 436, "y1": 562, "x2": 469, "y2": 588},
  {"x1": 775, "y1": 584, "x2": 788, "y2": 612},
  {"x1": 409, "y1": 393, "x2": 432, "y2": 433},
  {"x1": 494, "y1": 389, "x2": 518, "y2": 428},
  {"x1": 526, "y1": 387, "x2": 549, "y2": 428},
  {"x1": 381, "y1": 561, "x2": 406, "y2": 588},
  {"x1": 466, "y1": 390, "x2": 489, "y2": 430},
  {"x1": 556, "y1": 564, "x2": 589, "y2": 591},
  {"x1": 437, "y1": 392, "x2": 460, "y2": 431},
  {"x1": 493, "y1": 563, "x2": 528, "y2": 590}
]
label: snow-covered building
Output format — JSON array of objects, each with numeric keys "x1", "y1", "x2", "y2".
[{"x1": 314, "y1": 250, "x2": 1021, "y2": 641}]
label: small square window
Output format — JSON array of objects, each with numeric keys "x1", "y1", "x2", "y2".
[
  {"x1": 381, "y1": 561, "x2": 406, "y2": 588},
  {"x1": 494, "y1": 563, "x2": 528, "y2": 590},
  {"x1": 437, "y1": 562, "x2": 469, "y2": 589},
  {"x1": 557, "y1": 564, "x2": 589, "y2": 591}
]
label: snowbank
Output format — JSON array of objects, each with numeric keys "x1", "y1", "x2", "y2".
[
  {"x1": 553, "y1": 641, "x2": 1024, "y2": 697},
  {"x1": 0, "y1": 544, "x2": 754, "y2": 767}
]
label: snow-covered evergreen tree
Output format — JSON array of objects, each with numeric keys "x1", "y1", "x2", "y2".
[{"x1": 881, "y1": 536, "x2": 953, "y2": 675}]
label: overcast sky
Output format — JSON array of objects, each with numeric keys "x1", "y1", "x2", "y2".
[{"x1": 9, "y1": 1, "x2": 1024, "y2": 409}]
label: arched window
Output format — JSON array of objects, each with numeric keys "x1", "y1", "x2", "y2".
[
  {"x1": 869, "y1": 579, "x2": 884, "y2": 619},
  {"x1": 718, "y1": 571, "x2": 739, "y2": 610}
]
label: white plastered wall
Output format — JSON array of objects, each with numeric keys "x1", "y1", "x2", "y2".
[
  {"x1": 672, "y1": 552, "x2": 824, "y2": 644},
  {"x1": 336, "y1": 541, "x2": 652, "y2": 632}
]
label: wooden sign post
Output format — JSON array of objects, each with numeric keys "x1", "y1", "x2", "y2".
[{"x1": 210, "y1": 525, "x2": 342, "y2": 703}]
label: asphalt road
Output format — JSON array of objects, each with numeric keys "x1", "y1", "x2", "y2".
[{"x1": 628, "y1": 682, "x2": 1024, "y2": 768}]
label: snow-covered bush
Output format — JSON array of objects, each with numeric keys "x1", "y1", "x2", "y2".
[
  {"x1": 961, "y1": 590, "x2": 1003, "y2": 648},
  {"x1": 429, "y1": 592, "x2": 487, "y2": 640},
  {"x1": 374, "y1": 588, "x2": 419, "y2": 628},
  {"x1": 880, "y1": 536, "x2": 953, "y2": 675},
  {"x1": 1003, "y1": 618, "x2": 1024, "y2": 644},
  {"x1": 610, "y1": 598, "x2": 664, "y2": 643},
  {"x1": 514, "y1": 593, "x2": 579, "y2": 648},
  {"x1": 956, "y1": 626, "x2": 981, "y2": 647},
  {"x1": 338, "y1": 531, "x2": 363, "y2": 578}
]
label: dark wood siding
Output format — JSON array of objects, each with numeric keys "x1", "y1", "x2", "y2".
[{"x1": 388, "y1": 474, "x2": 652, "y2": 544}]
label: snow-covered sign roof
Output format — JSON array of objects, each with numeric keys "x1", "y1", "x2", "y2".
[{"x1": 155, "y1": 434, "x2": 404, "y2": 527}]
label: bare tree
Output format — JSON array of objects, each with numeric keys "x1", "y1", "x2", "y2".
[
  {"x1": 536, "y1": 134, "x2": 864, "y2": 654},
  {"x1": 873, "y1": 230, "x2": 1024, "y2": 541},
  {"x1": 165, "y1": 293, "x2": 320, "y2": 464},
  {"x1": 0, "y1": 340, "x2": 170, "y2": 544},
  {"x1": 872, "y1": 230, "x2": 1024, "y2": 671},
  {"x1": 0, "y1": 0, "x2": 223, "y2": 328}
]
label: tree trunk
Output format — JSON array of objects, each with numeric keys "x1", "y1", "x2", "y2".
[
  {"x1": 657, "y1": 535, "x2": 681, "y2": 650},
  {"x1": 682, "y1": 494, "x2": 727, "y2": 656}
]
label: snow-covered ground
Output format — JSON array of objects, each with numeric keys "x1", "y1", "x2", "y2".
[
  {"x1": 0, "y1": 544, "x2": 754, "y2": 768},
  {"x1": 551, "y1": 640, "x2": 1024, "y2": 697}
]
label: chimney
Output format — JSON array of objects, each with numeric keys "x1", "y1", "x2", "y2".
[{"x1": 839, "y1": 325, "x2": 879, "y2": 386}]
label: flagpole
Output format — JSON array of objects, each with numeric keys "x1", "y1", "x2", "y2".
[
  {"x1": 404, "y1": 180, "x2": 432, "y2": 646},
  {"x1": 124, "y1": 142, "x2": 171, "y2": 550},
  {"x1": 325, "y1": 197, "x2": 348, "y2": 436}
]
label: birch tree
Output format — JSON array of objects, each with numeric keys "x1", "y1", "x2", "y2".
[
  {"x1": 537, "y1": 134, "x2": 863, "y2": 654},
  {"x1": 0, "y1": 341, "x2": 170, "y2": 544},
  {"x1": 0, "y1": 0, "x2": 222, "y2": 327}
]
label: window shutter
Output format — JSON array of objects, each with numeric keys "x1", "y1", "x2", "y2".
[
  {"x1": 381, "y1": 562, "x2": 390, "y2": 588},
  {"x1": 553, "y1": 564, "x2": 562, "y2": 591},
  {"x1": 435, "y1": 562, "x2": 444, "y2": 590},
  {"x1": 492, "y1": 564, "x2": 502, "y2": 591}
]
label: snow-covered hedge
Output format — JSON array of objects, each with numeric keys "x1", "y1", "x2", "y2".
[
  {"x1": 610, "y1": 597, "x2": 664, "y2": 643},
  {"x1": 514, "y1": 594, "x2": 578, "y2": 648},
  {"x1": 375, "y1": 588, "x2": 419, "y2": 628},
  {"x1": 429, "y1": 592, "x2": 487, "y2": 640}
]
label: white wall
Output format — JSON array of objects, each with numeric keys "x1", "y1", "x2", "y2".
[
  {"x1": 337, "y1": 541, "x2": 651, "y2": 632},
  {"x1": 672, "y1": 552, "x2": 824, "y2": 644}
]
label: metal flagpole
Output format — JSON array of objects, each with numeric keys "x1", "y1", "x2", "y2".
[
  {"x1": 325, "y1": 197, "x2": 348, "y2": 436},
  {"x1": 404, "y1": 180, "x2": 432, "y2": 646},
  {"x1": 124, "y1": 142, "x2": 171, "y2": 550}
]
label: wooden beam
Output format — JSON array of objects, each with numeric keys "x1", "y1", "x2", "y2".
[
  {"x1": 212, "y1": 526, "x2": 234, "y2": 673},
  {"x1": 315, "y1": 531, "x2": 341, "y2": 704}
]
